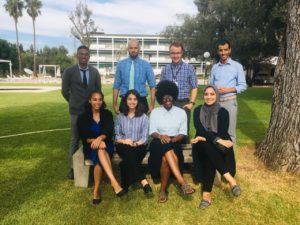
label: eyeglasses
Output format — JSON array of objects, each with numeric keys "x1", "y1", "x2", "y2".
[{"x1": 170, "y1": 52, "x2": 182, "y2": 55}]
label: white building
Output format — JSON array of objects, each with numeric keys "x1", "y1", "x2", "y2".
[{"x1": 89, "y1": 33, "x2": 205, "y2": 76}]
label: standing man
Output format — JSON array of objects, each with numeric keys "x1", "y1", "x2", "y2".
[
  {"x1": 160, "y1": 41, "x2": 198, "y2": 139},
  {"x1": 62, "y1": 45, "x2": 101, "y2": 179},
  {"x1": 113, "y1": 39, "x2": 156, "y2": 114},
  {"x1": 210, "y1": 39, "x2": 247, "y2": 148}
]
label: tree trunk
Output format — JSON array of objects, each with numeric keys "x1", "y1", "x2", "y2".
[
  {"x1": 33, "y1": 19, "x2": 37, "y2": 77},
  {"x1": 14, "y1": 19, "x2": 22, "y2": 75},
  {"x1": 256, "y1": 0, "x2": 300, "y2": 175}
]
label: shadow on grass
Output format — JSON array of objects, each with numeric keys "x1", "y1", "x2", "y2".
[
  {"x1": 0, "y1": 102, "x2": 69, "y2": 137},
  {"x1": 237, "y1": 87, "x2": 272, "y2": 144},
  {"x1": 0, "y1": 133, "x2": 70, "y2": 221}
]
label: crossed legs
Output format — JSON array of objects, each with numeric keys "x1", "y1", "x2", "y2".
[
  {"x1": 159, "y1": 149, "x2": 194, "y2": 201},
  {"x1": 97, "y1": 149, "x2": 123, "y2": 194}
]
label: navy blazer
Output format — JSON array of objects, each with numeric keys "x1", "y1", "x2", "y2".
[{"x1": 77, "y1": 108, "x2": 114, "y2": 146}]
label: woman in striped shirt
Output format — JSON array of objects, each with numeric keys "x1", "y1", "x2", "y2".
[{"x1": 115, "y1": 89, "x2": 153, "y2": 195}]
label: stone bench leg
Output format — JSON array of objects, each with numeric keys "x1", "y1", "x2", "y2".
[
  {"x1": 214, "y1": 171, "x2": 222, "y2": 186},
  {"x1": 73, "y1": 146, "x2": 92, "y2": 188}
]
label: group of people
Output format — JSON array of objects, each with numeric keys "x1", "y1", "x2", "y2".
[{"x1": 61, "y1": 38, "x2": 247, "y2": 208}]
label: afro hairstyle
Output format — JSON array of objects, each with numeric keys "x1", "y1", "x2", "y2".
[{"x1": 155, "y1": 80, "x2": 179, "y2": 105}]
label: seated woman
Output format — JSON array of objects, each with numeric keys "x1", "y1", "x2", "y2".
[
  {"x1": 115, "y1": 89, "x2": 153, "y2": 195},
  {"x1": 77, "y1": 90, "x2": 126, "y2": 205},
  {"x1": 148, "y1": 80, "x2": 195, "y2": 203},
  {"x1": 191, "y1": 85, "x2": 241, "y2": 209}
]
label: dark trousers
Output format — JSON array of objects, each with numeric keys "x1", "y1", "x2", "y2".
[
  {"x1": 116, "y1": 144, "x2": 147, "y2": 188},
  {"x1": 120, "y1": 96, "x2": 149, "y2": 114},
  {"x1": 193, "y1": 142, "x2": 236, "y2": 192}
]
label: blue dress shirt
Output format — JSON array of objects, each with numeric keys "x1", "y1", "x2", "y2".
[
  {"x1": 149, "y1": 106, "x2": 187, "y2": 136},
  {"x1": 210, "y1": 58, "x2": 247, "y2": 97},
  {"x1": 113, "y1": 57, "x2": 156, "y2": 97},
  {"x1": 78, "y1": 65, "x2": 89, "y2": 84}
]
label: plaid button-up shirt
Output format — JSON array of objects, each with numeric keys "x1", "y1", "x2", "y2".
[{"x1": 160, "y1": 61, "x2": 197, "y2": 100}]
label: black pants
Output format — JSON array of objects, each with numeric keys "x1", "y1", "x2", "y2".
[
  {"x1": 116, "y1": 144, "x2": 147, "y2": 188},
  {"x1": 120, "y1": 96, "x2": 149, "y2": 114},
  {"x1": 193, "y1": 142, "x2": 236, "y2": 192}
]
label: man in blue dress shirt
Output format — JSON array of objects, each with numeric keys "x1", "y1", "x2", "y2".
[
  {"x1": 160, "y1": 41, "x2": 198, "y2": 139},
  {"x1": 210, "y1": 39, "x2": 247, "y2": 148},
  {"x1": 113, "y1": 39, "x2": 156, "y2": 114}
]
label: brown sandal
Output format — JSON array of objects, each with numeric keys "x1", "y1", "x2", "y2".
[
  {"x1": 180, "y1": 183, "x2": 195, "y2": 195},
  {"x1": 158, "y1": 191, "x2": 168, "y2": 203}
]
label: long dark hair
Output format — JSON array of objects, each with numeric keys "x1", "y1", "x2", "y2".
[
  {"x1": 119, "y1": 89, "x2": 144, "y2": 117},
  {"x1": 85, "y1": 90, "x2": 106, "y2": 113}
]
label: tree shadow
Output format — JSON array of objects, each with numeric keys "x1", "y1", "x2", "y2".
[
  {"x1": 0, "y1": 101, "x2": 71, "y2": 221},
  {"x1": 0, "y1": 133, "x2": 70, "y2": 221},
  {"x1": 237, "y1": 87, "x2": 272, "y2": 145}
]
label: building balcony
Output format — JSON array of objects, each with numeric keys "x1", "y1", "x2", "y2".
[{"x1": 142, "y1": 45, "x2": 169, "y2": 51}]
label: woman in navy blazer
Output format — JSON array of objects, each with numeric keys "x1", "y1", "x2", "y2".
[{"x1": 77, "y1": 90, "x2": 126, "y2": 204}]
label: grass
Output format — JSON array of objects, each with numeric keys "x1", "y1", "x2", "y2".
[{"x1": 0, "y1": 85, "x2": 299, "y2": 225}]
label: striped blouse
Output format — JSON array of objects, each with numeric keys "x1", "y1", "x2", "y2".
[{"x1": 115, "y1": 113, "x2": 149, "y2": 144}]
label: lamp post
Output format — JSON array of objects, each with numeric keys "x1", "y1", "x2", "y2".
[
  {"x1": 9, "y1": 61, "x2": 12, "y2": 79},
  {"x1": 203, "y1": 51, "x2": 211, "y2": 85}
]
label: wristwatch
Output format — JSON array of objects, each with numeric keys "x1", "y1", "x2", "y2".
[{"x1": 190, "y1": 101, "x2": 195, "y2": 105}]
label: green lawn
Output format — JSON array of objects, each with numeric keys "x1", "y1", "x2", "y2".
[{"x1": 1, "y1": 85, "x2": 300, "y2": 225}]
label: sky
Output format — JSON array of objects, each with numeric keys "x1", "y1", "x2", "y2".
[{"x1": 0, "y1": 0, "x2": 197, "y2": 53}]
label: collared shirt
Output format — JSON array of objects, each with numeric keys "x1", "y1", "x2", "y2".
[
  {"x1": 149, "y1": 105, "x2": 187, "y2": 136},
  {"x1": 113, "y1": 57, "x2": 156, "y2": 97},
  {"x1": 210, "y1": 58, "x2": 247, "y2": 97},
  {"x1": 78, "y1": 65, "x2": 90, "y2": 83},
  {"x1": 160, "y1": 61, "x2": 197, "y2": 100},
  {"x1": 115, "y1": 113, "x2": 149, "y2": 144}
]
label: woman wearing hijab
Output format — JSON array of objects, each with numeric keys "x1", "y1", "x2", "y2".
[
  {"x1": 191, "y1": 85, "x2": 241, "y2": 209},
  {"x1": 149, "y1": 80, "x2": 195, "y2": 203}
]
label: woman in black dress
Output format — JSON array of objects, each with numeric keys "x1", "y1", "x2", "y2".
[
  {"x1": 191, "y1": 85, "x2": 241, "y2": 209},
  {"x1": 77, "y1": 90, "x2": 126, "y2": 204}
]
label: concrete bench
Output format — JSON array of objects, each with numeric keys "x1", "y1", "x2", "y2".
[{"x1": 73, "y1": 144, "x2": 193, "y2": 188}]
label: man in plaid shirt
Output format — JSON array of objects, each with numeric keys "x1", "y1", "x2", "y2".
[{"x1": 160, "y1": 41, "x2": 198, "y2": 140}]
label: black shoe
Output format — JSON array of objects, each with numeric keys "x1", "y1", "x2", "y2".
[
  {"x1": 122, "y1": 186, "x2": 129, "y2": 193},
  {"x1": 92, "y1": 198, "x2": 102, "y2": 205},
  {"x1": 68, "y1": 169, "x2": 74, "y2": 180},
  {"x1": 116, "y1": 189, "x2": 127, "y2": 197},
  {"x1": 143, "y1": 184, "x2": 153, "y2": 195}
]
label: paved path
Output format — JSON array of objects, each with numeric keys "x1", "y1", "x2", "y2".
[{"x1": 0, "y1": 86, "x2": 61, "y2": 93}]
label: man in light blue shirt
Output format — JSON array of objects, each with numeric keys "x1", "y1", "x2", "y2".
[
  {"x1": 210, "y1": 39, "x2": 247, "y2": 147},
  {"x1": 113, "y1": 39, "x2": 156, "y2": 114}
]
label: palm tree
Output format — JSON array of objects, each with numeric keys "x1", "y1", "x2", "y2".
[
  {"x1": 24, "y1": 0, "x2": 42, "y2": 77},
  {"x1": 4, "y1": 0, "x2": 24, "y2": 75}
]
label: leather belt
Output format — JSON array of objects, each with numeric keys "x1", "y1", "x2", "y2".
[{"x1": 220, "y1": 95, "x2": 237, "y2": 102}]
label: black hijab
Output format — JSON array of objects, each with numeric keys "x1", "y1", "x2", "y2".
[{"x1": 199, "y1": 85, "x2": 221, "y2": 133}]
